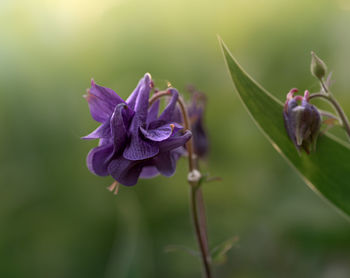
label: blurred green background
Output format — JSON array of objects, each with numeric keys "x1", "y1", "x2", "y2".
[{"x1": 1, "y1": 0, "x2": 350, "y2": 277}]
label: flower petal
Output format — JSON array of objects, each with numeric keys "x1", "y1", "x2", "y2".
[
  {"x1": 158, "y1": 88, "x2": 179, "y2": 122},
  {"x1": 108, "y1": 157, "x2": 145, "y2": 186},
  {"x1": 159, "y1": 130, "x2": 192, "y2": 152},
  {"x1": 172, "y1": 105, "x2": 183, "y2": 124},
  {"x1": 125, "y1": 73, "x2": 151, "y2": 110},
  {"x1": 123, "y1": 136, "x2": 159, "y2": 160},
  {"x1": 140, "y1": 123, "x2": 174, "y2": 142},
  {"x1": 139, "y1": 166, "x2": 160, "y2": 178},
  {"x1": 154, "y1": 147, "x2": 184, "y2": 176},
  {"x1": 82, "y1": 121, "x2": 110, "y2": 140},
  {"x1": 110, "y1": 103, "x2": 133, "y2": 154},
  {"x1": 86, "y1": 81, "x2": 125, "y2": 123},
  {"x1": 147, "y1": 99, "x2": 160, "y2": 125},
  {"x1": 124, "y1": 74, "x2": 158, "y2": 160},
  {"x1": 134, "y1": 73, "x2": 152, "y2": 124},
  {"x1": 87, "y1": 143, "x2": 114, "y2": 176}
]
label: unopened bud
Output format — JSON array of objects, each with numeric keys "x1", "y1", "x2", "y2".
[
  {"x1": 187, "y1": 87, "x2": 209, "y2": 158},
  {"x1": 283, "y1": 89, "x2": 321, "y2": 154},
  {"x1": 311, "y1": 51, "x2": 327, "y2": 80}
]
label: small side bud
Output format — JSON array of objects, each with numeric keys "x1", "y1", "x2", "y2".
[
  {"x1": 188, "y1": 169, "x2": 201, "y2": 186},
  {"x1": 186, "y1": 87, "x2": 209, "y2": 158},
  {"x1": 311, "y1": 51, "x2": 327, "y2": 80}
]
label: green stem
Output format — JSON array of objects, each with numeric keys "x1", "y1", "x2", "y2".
[
  {"x1": 149, "y1": 90, "x2": 212, "y2": 278},
  {"x1": 320, "y1": 79, "x2": 329, "y2": 94},
  {"x1": 309, "y1": 93, "x2": 350, "y2": 140}
]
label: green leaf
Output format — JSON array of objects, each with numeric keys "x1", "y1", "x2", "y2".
[
  {"x1": 211, "y1": 236, "x2": 239, "y2": 265},
  {"x1": 164, "y1": 245, "x2": 199, "y2": 257},
  {"x1": 219, "y1": 38, "x2": 350, "y2": 219}
]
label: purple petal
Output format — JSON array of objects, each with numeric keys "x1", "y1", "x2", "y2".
[
  {"x1": 125, "y1": 73, "x2": 152, "y2": 126},
  {"x1": 158, "y1": 88, "x2": 179, "y2": 122},
  {"x1": 283, "y1": 110, "x2": 298, "y2": 149},
  {"x1": 140, "y1": 123, "x2": 177, "y2": 142},
  {"x1": 123, "y1": 74, "x2": 158, "y2": 160},
  {"x1": 99, "y1": 138, "x2": 111, "y2": 146},
  {"x1": 125, "y1": 81, "x2": 141, "y2": 110},
  {"x1": 86, "y1": 81, "x2": 125, "y2": 123},
  {"x1": 133, "y1": 73, "x2": 152, "y2": 123},
  {"x1": 82, "y1": 121, "x2": 110, "y2": 140},
  {"x1": 139, "y1": 166, "x2": 160, "y2": 178},
  {"x1": 108, "y1": 157, "x2": 145, "y2": 186},
  {"x1": 123, "y1": 136, "x2": 159, "y2": 161},
  {"x1": 110, "y1": 103, "x2": 133, "y2": 154},
  {"x1": 126, "y1": 73, "x2": 151, "y2": 110},
  {"x1": 159, "y1": 130, "x2": 192, "y2": 152},
  {"x1": 147, "y1": 99, "x2": 160, "y2": 125},
  {"x1": 147, "y1": 120, "x2": 182, "y2": 131},
  {"x1": 87, "y1": 143, "x2": 114, "y2": 176},
  {"x1": 154, "y1": 147, "x2": 183, "y2": 176},
  {"x1": 172, "y1": 105, "x2": 183, "y2": 124},
  {"x1": 122, "y1": 103, "x2": 135, "y2": 130}
]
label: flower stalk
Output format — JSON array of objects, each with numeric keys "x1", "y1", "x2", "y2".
[
  {"x1": 309, "y1": 52, "x2": 350, "y2": 141},
  {"x1": 309, "y1": 92, "x2": 350, "y2": 140},
  {"x1": 149, "y1": 90, "x2": 213, "y2": 278},
  {"x1": 191, "y1": 185, "x2": 212, "y2": 278}
]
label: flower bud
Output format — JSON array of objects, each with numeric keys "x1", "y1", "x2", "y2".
[
  {"x1": 311, "y1": 51, "x2": 327, "y2": 80},
  {"x1": 283, "y1": 89, "x2": 321, "y2": 154},
  {"x1": 187, "y1": 87, "x2": 209, "y2": 158}
]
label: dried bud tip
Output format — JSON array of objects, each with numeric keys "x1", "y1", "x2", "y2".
[
  {"x1": 145, "y1": 72, "x2": 152, "y2": 80},
  {"x1": 83, "y1": 88, "x2": 91, "y2": 100},
  {"x1": 311, "y1": 51, "x2": 327, "y2": 80},
  {"x1": 287, "y1": 88, "x2": 299, "y2": 100}
]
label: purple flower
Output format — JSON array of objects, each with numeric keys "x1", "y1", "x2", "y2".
[
  {"x1": 283, "y1": 89, "x2": 321, "y2": 154},
  {"x1": 83, "y1": 73, "x2": 191, "y2": 186},
  {"x1": 187, "y1": 87, "x2": 209, "y2": 158}
]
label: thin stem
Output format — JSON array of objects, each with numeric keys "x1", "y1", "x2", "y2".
[
  {"x1": 319, "y1": 110, "x2": 339, "y2": 121},
  {"x1": 191, "y1": 186, "x2": 212, "y2": 278},
  {"x1": 196, "y1": 187, "x2": 209, "y2": 254},
  {"x1": 309, "y1": 93, "x2": 350, "y2": 139},
  {"x1": 320, "y1": 79, "x2": 329, "y2": 94},
  {"x1": 177, "y1": 95, "x2": 196, "y2": 172},
  {"x1": 148, "y1": 90, "x2": 171, "y2": 107},
  {"x1": 149, "y1": 89, "x2": 212, "y2": 278}
]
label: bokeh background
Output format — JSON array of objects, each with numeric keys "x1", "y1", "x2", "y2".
[{"x1": 1, "y1": 0, "x2": 350, "y2": 277}]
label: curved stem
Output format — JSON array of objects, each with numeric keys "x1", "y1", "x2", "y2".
[
  {"x1": 149, "y1": 89, "x2": 212, "y2": 278},
  {"x1": 149, "y1": 90, "x2": 171, "y2": 107},
  {"x1": 177, "y1": 95, "x2": 196, "y2": 172},
  {"x1": 309, "y1": 93, "x2": 350, "y2": 139},
  {"x1": 318, "y1": 110, "x2": 338, "y2": 121}
]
